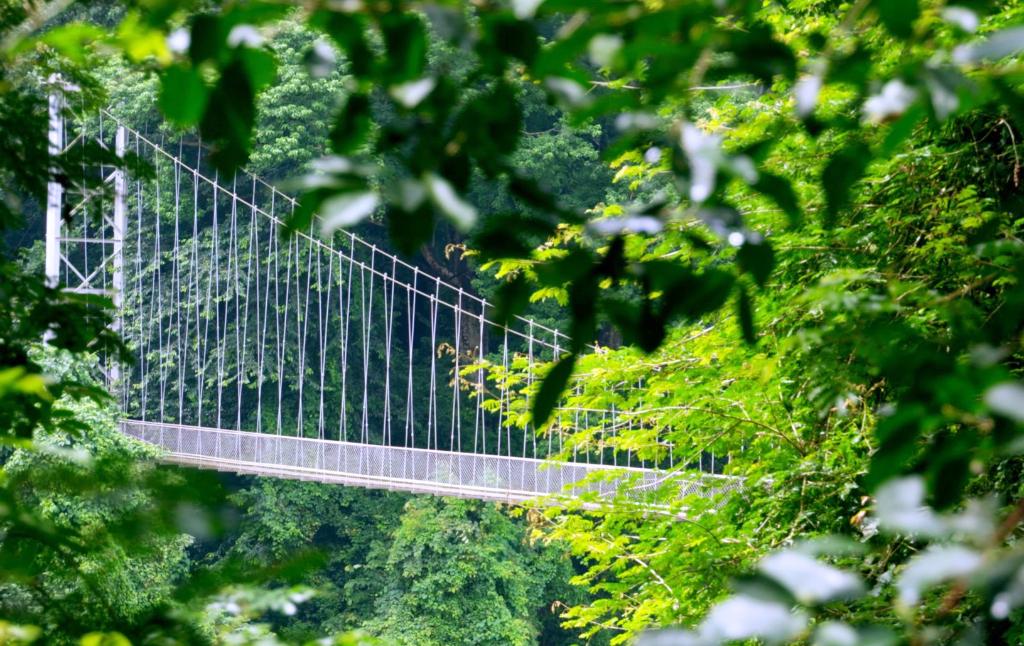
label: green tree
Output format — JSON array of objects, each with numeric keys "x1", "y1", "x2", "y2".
[{"x1": 364, "y1": 497, "x2": 569, "y2": 645}]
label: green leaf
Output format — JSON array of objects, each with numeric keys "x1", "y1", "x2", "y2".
[
  {"x1": 568, "y1": 277, "x2": 599, "y2": 353},
  {"x1": 390, "y1": 77, "x2": 436, "y2": 108},
  {"x1": 896, "y1": 545, "x2": 982, "y2": 605},
  {"x1": 314, "y1": 11, "x2": 374, "y2": 78},
  {"x1": 304, "y1": 40, "x2": 337, "y2": 78},
  {"x1": 379, "y1": 13, "x2": 427, "y2": 83},
  {"x1": 726, "y1": 25, "x2": 796, "y2": 83},
  {"x1": 700, "y1": 595, "x2": 807, "y2": 643},
  {"x1": 865, "y1": 405, "x2": 927, "y2": 490},
  {"x1": 199, "y1": 58, "x2": 256, "y2": 173},
  {"x1": 319, "y1": 191, "x2": 380, "y2": 234},
  {"x1": 822, "y1": 141, "x2": 870, "y2": 226},
  {"x1": 493, "y1": 275, "x2": 531, "y2": 325},
  {"x1": 953, "y1": 26, "x2": 1024, "y2": 63},
  {"x1": 873, "y1": 0, "x2": 920, "y2": 39},
  {"x1": 736, "y1": 238, "x2": 774, "y2": 288},
  {"x1": 535, "y1": 249, "x2": 595, "y2": 286},
  {"x1": 754, "y1": 173, "x2": 801, "y2": 226},
  {"x1": 532, "y1": 353, "x2": 576, "y2": 429},
  {"x1": 472, "y1": 213, "x2": 555, "y2": 260},
  {"x1": 329, "y1": 94, "x2": 371, "y2": 154},
  {"x1": 881, "y1": 103, "x2": 925, "y2": 155},
  {"x1": 759, "y1": 551, "x2": 864, "y2": 605},
  {"x1": 81, "y1": 633, "x2": 131, "y2": 646},
  {"x1": 425, "y1": 173, "x2": 477, "y2": 231},
  {"x1": 481, "y1": 15, "x2": 540, "y2": 68},
  {"x1": 455, "y1": 82, "x2": 521, "y2": 172},
  {"x1": 28, "y1": 22, "x2": 107, "y2": 62},
  {"x1": 737, "y1": 285, "x2": 756, "y2": 344},
  {"x1": 659, "y1": 268, "x2": 736, "y2": 324},
  {"x1": 385, "y1": 204, "x2": 434, "y2": 256},
  {"x1": 730, "y1": 572, "x2": 798, "y2": 607},
  {"x1": 237, "y1": 46, "x2": 277, "y2": 92},
  {"x1": 188, "y1": 14, "x2": 222, "y2": 65},
  {"x1": 814, "y1": 623, "x2": 898, "y2": 646},
  {"x1": 925, "y1": 430, "x2": 974, "y2": 509},
  {"x1": 985, "y1": 382, "x2": 1024, "y2": 423},
  {"x1": 159, "y1": 65, "x2": 207, "y2": 126}
]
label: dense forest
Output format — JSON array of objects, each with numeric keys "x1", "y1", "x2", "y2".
[{"x1": 4, "y1": 0, "x2": 1024, "y2": 645}]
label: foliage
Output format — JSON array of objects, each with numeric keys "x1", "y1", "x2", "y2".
[
  {"x1": 361, "y1": 497, "x2": 581, "y2": 646},
  {"x1": 0, "y1": 349, "x2": 191, "y2": 640},
  {"x1": 8, "y1": 0, "x2": 1024, "y2": 644},
  {"x1": 0, "y1": 5, "x2": 373, "y2": 645}
]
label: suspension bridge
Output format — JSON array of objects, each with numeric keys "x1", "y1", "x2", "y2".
[{"x1": 43, "y1": 97, "x2": 739, "y2": 506}]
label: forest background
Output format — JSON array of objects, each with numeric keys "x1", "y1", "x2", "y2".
[{"x1": 3, "y1": 1, "x2": 1024, "y2": 645}]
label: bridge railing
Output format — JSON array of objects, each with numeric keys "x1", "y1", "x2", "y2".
[{"x1": 122, "y1": 420, "x2": 740, "y2": 504}]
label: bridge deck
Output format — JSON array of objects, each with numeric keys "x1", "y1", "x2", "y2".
[{"x1": 120, "y1": 421, "x2": 738, "y2": 504}]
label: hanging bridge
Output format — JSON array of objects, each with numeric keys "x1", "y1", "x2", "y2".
[{"x1": 43, "y1": 99, "x2": 739, "y2": 506}]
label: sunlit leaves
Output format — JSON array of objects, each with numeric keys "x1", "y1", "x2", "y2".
[
  {"x1": 33, "y1": 2, "x2": 1024, "y2": 641},
  {"x1": 18, "y1": 22, "x2": 106, "y2": 62},
  {"x1": 80, "y1": 632, "x2": 132, "y2": 646},
  {"x1": 0, "y1": 622, "x2": 40, "y2": 644},
  {"x1": 115, "y1": 12, "x2": 172, "y2": 63}
]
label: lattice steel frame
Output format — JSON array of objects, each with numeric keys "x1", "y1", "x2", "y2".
[{"x1": 45, "y1": 84, "x2": 127, "y2": 385}]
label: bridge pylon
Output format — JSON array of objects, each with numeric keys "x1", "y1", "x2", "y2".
[{"x1": 45, "y1": 78, "x2": 127, "y2": 390}]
